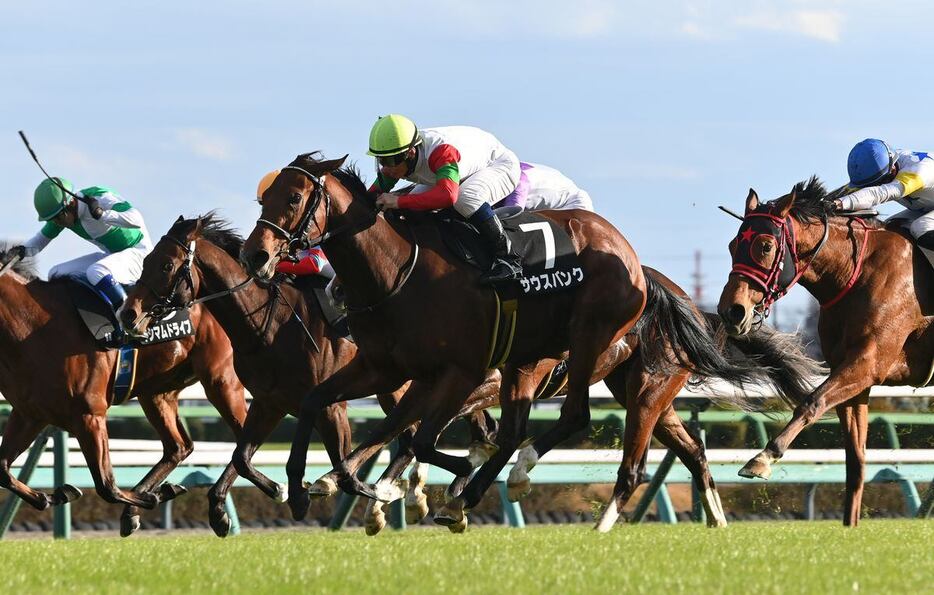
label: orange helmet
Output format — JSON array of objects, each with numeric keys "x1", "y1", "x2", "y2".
[{"x1": 256, "y1": 170, "x2": 280, "y2": 203}]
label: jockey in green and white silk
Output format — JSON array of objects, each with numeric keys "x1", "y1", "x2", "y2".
[
  {"x1": 367, "y1": 114, "x2": 523, "y2": 285},
  {"x1": 19, "y1": 178, "x2": 153, "y2": 309},
  {"x1": 838, "y1": 139, "x2": 934, "y2": 257}
]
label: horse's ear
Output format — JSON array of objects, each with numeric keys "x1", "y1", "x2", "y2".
[
  {"x1": 775, "y1": 187, "x2": 797, "y2": 217},
  {"x1": 745, "y1": 188, "x2": 759, "y2": 213},
  {"x1": 175, "y1": 215, "x2": 185, "y2": 224},
  {"x1": 315, "y1": 154, "x2": 349, "y2": 174}
]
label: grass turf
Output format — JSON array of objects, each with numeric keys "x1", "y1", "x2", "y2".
[{"x1": 0, "y1": 521, "x2": 931, "y2": 594}]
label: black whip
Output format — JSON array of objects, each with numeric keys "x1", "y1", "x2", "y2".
[{"x1": 18, "y1": 130, "x2": 103, "y2": 219}]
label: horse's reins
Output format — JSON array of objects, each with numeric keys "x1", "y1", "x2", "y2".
[{"x1": 257, "y1": 165, "x2": 420, "y2": 313}]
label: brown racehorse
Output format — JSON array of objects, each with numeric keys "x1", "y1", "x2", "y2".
[
  {"x1": 717, "y1": 176, "x2": 932, "y2": 526},
  {"x1": 239, "y1": 154, "x2": 789, "y2": 526},
  {"x1": 120, "y1": 215, "x2": 412, "y2": 536},
  {"x1": 0, "y1": 245, "x2": 259, "y2": 537}
]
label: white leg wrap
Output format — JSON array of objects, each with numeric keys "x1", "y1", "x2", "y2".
[{"x1": 594, "y1": 498, "x2": 620, "y2": 533}]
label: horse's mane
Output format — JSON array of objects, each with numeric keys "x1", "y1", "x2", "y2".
[
  {"x1": 194, "y1": 211, "x2": 244, "y2": 259},
  {"x1": 290, "y1": 152, "x2": 372, "y2": 200},
  {"x1": 0, "y1": 241, "x2": 38, "y2": 280},
  {"x1": 785, "y1": 175, "x2": 884, "y2": 229}
]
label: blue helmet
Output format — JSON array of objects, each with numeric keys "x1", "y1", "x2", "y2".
[{"x1": 847, "y1": 139, "x2": 894, "y2": 188}]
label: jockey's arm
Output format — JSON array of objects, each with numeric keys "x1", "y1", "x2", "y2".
[
  {"x1": 368, "y1": 172, "x2": 399, "y2": 195},
  {"x1": 21, "y1": 221, "x2": 63, "y2": 257},
  {"x1": 840, "y1": 168, "x2": 934, "y2": 211},
  {"x1": 95, "y1": 197, "x2": 144, "y2": 229},
  {"x1": 396, "y1": 145, "x2": 461, "y2": 210}
]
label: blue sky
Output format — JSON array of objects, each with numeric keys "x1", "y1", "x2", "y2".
[{"x1": 3, "y1": 0, "x2": 932, "y2": 329}]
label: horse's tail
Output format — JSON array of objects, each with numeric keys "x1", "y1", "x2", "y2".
[
  {"x1": 636, "y1": 270, "x2": 764, "y2": 391},
  {"x1": 635, "y1": 267, "x2": 823, "y2": 411},
  {"x1": 707, "y1": 312, "x2": 825, "y2": 409}
]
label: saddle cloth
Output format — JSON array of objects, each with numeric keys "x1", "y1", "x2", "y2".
[{"x1": 437, "y1": 210, "x2": 584, "y2": 296}]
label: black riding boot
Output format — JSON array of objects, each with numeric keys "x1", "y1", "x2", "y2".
[{"x1": 475, "y1": 214, "x2": 522, "y2": 285}]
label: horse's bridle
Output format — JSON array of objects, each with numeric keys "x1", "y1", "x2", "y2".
[
  {"x1": 730, "y1": 207, "x2": 829, "y2": 324},
  {"x1": 256, "y1": 165, "x2": 419, "y2": 313},
  {"x1": 140, "y1": 235, "x2": 252, "y2": 319}
]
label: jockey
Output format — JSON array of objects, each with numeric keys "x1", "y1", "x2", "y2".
[
  {"x1": 835, "y1": 139, "x2": 934, "y2": 249},
  {"x1": 256, "y1": 170, "x2": 335, "y2": 279},
  {"x1": 367, "y1": 114, "x2": 523, "y2": 284},
  {"x1": 13, "y1": 177, "x2": 151, "y2": 310},
  {"x1": 495, "y1": 162, "x2": 594, "y2": 212}
]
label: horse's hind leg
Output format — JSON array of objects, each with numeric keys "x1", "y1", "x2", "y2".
[
  {"x1": 72, "y1": 412, "x2": 158, "y2": 510},
  {"x1": 0, "y1": 409, "x2": 71, "y2": 510},
  {"x1": 596, "y1": 364, "x2": 684, "y2": 532},
  {"x1": 837, "y1": 394, "x2": 869, "y2": 527},
  {"x1": 120, "y1": 390, "x2": 193, "y2": 537},
  {"x1": 653, "y1": 405, "x2": 727, "y2": 527}
]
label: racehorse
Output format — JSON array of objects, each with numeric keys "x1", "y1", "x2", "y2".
[
  {"x1": 239, "y1": 153, "x2": 807, "y2": 527},
  {"x1": 717, "y1": 176, "x2": 932, "y2": 526},
  {"x1": 119, "y1": 214, "x2": 521, "y2": 535},
  {"x1": 0, "y1": 244, "x2": 262, "y2": 537}
]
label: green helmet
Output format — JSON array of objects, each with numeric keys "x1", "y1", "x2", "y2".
[
  {"x1": 367, "y1": 114, "x2": 422, "y2": 157},
  {"x1": 34, "y1": 177, "x2": 74, "y2": 221}
]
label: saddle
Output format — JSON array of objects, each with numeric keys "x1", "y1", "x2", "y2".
[
  {"x1": 435, "y1": 209, "x2": 585, "y2": 296},
  {"x1": 63, "y1": 278, "x2": 195, "y2": 405}
]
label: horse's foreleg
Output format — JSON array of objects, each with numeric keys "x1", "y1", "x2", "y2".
[
  {"x1": 739, "y1": 359, "x2": 878, "y2": 481},
  {"x1": 73, "y1": 413, "x2": 158, "y2": 510},
  {"x1": 121, "y1": 390, "x2": 193, "y2": 537},
  {"x1": 314, "y1": 403, "x2": 352, "y2": 466},
  {"x1": 837, "y1": 394, "x2": 869, "y2": 527},
  {"x1": 0, "y1": 409, "x2": 62, "y2": 510},
  {"x1": 230, "y1": 400, "x2": 287, "y2": 500},
  {"x1": 286, "y1": 357, "x2": 401, "y2": 520}
]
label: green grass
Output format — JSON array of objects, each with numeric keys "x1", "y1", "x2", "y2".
[{"x1": 0, "y1": 521, "x2": 931, "y2": 594}]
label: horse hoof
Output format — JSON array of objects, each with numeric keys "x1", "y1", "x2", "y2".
[
  {"x1": 738, "y1": 454, "x2": 772, "y2": 480},
  {"x1": 308, "y1": 477, "x2": 338, "y2": 498},
  {"x1": 157, "y1": 483, "x2": 188, "y2": 503},
  {"x1": 434, "y1": 498, "x2": 466, "y2": 526},
  {"x1": 288, "y1": 489, "x2": 311, "y2": 521},
  {"x1": 52, "y1": 484, "x2": 83, "y2": 505},
  {"x1": 405, "y1": 494, "x2": 429, "y2": 525},
  {"x1": 273, "y1": 483, "x2": 288, "y2": 503},
  {"x1": 506, "y1": 479, "x2": 531, "y2": 502},
  {"x1": 446, "y1": 515, "x2": 468, "y2": 534},
  {"x1": 467, "y1": 441, "x2": 499, "y2": 468},
  {"x1": 120, "y1": 514, "x2": 141, "y2": 538},
  {"x1": 364, "y1": 500, "x2": 386, "y2": 536},
  {"x1": 210, "y1": 509, "x2": 231, "y2": 538}
]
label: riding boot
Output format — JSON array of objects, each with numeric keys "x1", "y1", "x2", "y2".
[
  {"x1": 94, "y1": 274, "x2": 128, "y2": 311},
  {"x1": 474, "y1": 213, "x2": 523, "y2": 285}
]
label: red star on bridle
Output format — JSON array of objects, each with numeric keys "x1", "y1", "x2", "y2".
[{"x1": 739, "y1": 228, "x2": 756, "y2": 243}]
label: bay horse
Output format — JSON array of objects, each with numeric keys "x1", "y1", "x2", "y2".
[
  {"x1": 120, "y1": 215, "x2": 414, "y2": 536},
  {"x1": 239, "y1": 154, "x2": 800, "y2": 527},
  {"x1": 717, "y1": 176, "x2": 933, "y2": 526},
  {"x1": 0, "y1": 245, "x2": 262, "y2": 537}
]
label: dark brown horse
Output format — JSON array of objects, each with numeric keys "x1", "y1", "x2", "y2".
[
  {"x1": 0, "y1": 245, "x2": 253, "y2": 537},
  {"x1": 717, "y1": 176, "x2": 931, "y2": 526},
  {"x1": 120, "y1": 215, "x2": 405, "y2": 536},
  {"x1": 239, "y1": 154, "x2": 786, "y2": 527}
]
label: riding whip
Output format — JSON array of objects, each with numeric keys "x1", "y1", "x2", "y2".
[
  {"x1": 17, "y1": 130, "x2": 103, "y2": 219},
  {"x1": 0, "y1": 255, "x2": 22, "y2": 278},
  {"x1": 718, "y1": 205, "x2": 745, "y2": 221}
]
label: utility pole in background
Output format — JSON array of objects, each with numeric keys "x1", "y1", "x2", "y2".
[{"x1": 692, "y1": 250, "x2": 704, "y2": 307}]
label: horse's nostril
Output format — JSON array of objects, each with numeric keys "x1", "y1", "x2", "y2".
[
  {"x1": 251, "y1": 250, "x2": 270, "y2": 271},
  {"x1": 727, "y1": 304, "x2": 747, "y2": 326}
]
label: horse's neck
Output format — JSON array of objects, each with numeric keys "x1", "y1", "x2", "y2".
[
  {"x1": 796, "y1": 218, "x2": 878, "y2": 305},
  {"x1": 195, "y1": 242, "x2": 285, "y2": 348},
  {"x1": 324, "y1": 209, "x2": 417, "y2": 307},
  {"x1": 0, "y1": 276, "x2": 48, "y2": 345}
]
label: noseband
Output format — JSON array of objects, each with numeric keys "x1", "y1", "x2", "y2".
[
  {"x1": 731, "y1": 208, "x2": 829, "y2": 323},
  {"x1": 141, "y1": 235, "x2": 252, "y2": 319},
  {"x1": 255, "y1": 166, "x2": 338, "y2": 256}
]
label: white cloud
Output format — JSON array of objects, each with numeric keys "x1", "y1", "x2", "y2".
[
  {"x1": 735, "y1": 9, "x2": 843, "y2": 43},
  {"x1": 174, "y1": 128, "x2": 234, "y2": 161}
]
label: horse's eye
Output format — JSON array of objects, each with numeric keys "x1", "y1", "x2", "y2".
[
  {"x1": 289, "y1": 192, "x2": 303, "y2": 205},
  {"x1": 162, "y1": 263, "x2": 173, "y2": 273},
  {"x1": 763, "y1": 244, "x2": 773, "y2": 253}
]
